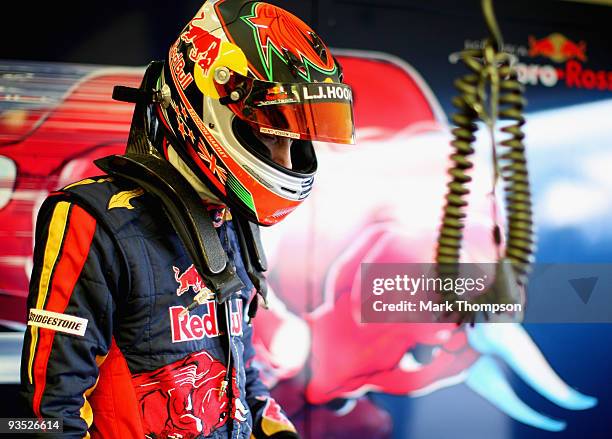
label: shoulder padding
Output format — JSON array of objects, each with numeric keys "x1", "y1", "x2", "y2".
[{"x1": 53, "y1": 176, "x2": 158, "y2": 236}]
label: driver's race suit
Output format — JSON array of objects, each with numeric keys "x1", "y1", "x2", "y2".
[{"x1": 20, "y1": 176, "x2": 297, "y2": 439}]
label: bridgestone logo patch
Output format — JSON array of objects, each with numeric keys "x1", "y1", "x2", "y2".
[{"x1": 28, "y1": 309, "x2": 88, "y2": 337}]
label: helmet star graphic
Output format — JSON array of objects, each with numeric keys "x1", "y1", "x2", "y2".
[
  {"x1": 180, "y1": 103, "x2": 189, "y2": 120},
  {"x1": 177, "y1": 118, "x2": 188, "y2": 139},
  {"x1": 187, "y1": 126, "x2": 196, "y2": 144},
  {"x1": 242, "y1": 3, "x2": 336, "y2": 81}
]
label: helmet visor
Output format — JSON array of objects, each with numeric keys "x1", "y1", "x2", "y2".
[{"x1": 214, "y1": 69, "x2": 355, "y2": 145}]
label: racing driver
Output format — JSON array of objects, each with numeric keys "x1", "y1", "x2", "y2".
[{"x1": 20, "y1": 0, "x2": 354, "y2": 438}]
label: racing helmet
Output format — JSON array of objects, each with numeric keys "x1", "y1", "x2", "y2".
[{"x1": 155, "y1": 0, "x2": 355, "y2": 226}]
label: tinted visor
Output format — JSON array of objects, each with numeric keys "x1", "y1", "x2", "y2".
[{"x1": 214, "y1": 69, "x2": 355, "y2": 144}]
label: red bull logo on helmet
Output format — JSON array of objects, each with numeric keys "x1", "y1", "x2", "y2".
[
  {"x1": 180, "y1": 10, "x2": 222, "y2": 75},
  {"x1": 169, "y1": 40, "x2": 194, "y2": 90}
]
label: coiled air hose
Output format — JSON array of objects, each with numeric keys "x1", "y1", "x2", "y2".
[{"x1": 435, "y1": 0, "x2": 535, "y2": 322}]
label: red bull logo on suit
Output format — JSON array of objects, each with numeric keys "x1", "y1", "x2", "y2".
[
  {"x1": 171, "y1": 265, "x2": 243, "y2": 342},
  {"x1": 174, "y1": 264, "x2": 203, "y2": 296}
]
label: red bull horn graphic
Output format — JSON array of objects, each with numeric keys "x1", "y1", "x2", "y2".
[
  {"x1": 181, "y1": 11, "x2": 222, "y2": 75},
  {"x1": 528, "y1": 33, "x2": 587, "y2": 63},
  {"x1": 132, "y1": 350, "x2": 238, "y2": 438}
]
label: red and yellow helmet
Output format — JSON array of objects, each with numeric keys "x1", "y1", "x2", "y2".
[{"x1": 156, "y1": 0, "x2": 355, "y2": 225}]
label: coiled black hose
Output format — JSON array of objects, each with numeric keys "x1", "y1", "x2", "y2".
[{"x1": 435, "y1": 38, "x2": 535, "y2": 321}]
